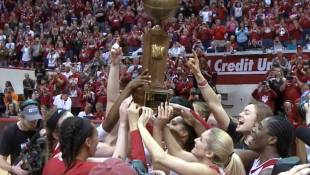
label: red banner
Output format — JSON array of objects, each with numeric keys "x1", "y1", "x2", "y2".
[{"x1": 205, "y1": 52, "x2": 310, "y2": 84}]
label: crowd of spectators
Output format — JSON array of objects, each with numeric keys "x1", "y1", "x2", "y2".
[
  {"x1": 0, "y1": 0, "x2": 309, "y2": 69},
  {"x1": 251, "y1": 47, "x2": 309, "y2": 128}
]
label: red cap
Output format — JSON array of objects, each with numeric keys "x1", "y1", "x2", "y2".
[{"x1": 89, "y1": 158, "x2": 137, "y2": 175}]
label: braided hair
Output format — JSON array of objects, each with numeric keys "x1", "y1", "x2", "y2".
[
  {"x1": 265, "y1": 116, "x2": 295, "y2": 157},
  {"x1": 59, "y1": 117, "x2": 94, "y2": 172}
]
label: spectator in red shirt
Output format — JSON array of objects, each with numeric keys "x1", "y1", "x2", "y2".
[
  {"x1": 194, "y1": 23, "x2": 213, "y2": 50},
  {"x1": 252, "y1": 81, "x2": 278, "y2": 113},
  {"x1": 276, "y1": 18, "x2": 290, "y2": 48},
  {"x1": 249, "y1": 22, "x2": 262, "y2": 48},
  {"x1": 211, "y1": 19, "x2": 227, "y2": 52},
  {"x1": 280, "y1": 74, "x2": 302, "y2": 103},
  {"x1": 127, "y1": 25, "x2": 142, "y2": 53},
  {"x1": 289, "y1": 19, "x2": 303, "y2": 46},
  {"x1": 300, "y1": 10, "x2": 310, "y2": 46},
  {"x1": 262, "y1": 20, "x2": 275, "y2": 50}
]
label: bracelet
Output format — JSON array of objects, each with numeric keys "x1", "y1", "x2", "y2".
[{"x1": 198, "y1": 79, "x2": 207, "y2": 87}]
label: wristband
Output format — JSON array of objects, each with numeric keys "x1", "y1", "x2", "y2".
[
  {"x1": 198, "y1": 79, "x2": 207, "y2": 87},
  {"x1": 96, "y1": 125, "x2": 108, "y2": 141}
]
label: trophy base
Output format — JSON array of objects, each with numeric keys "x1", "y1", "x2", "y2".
[
  {"x1": 144, "y1": 88, "x2": 173, "y2": 111},
  {"x1": 131, "y1": 86, "x2": 173, "y2": 111}
]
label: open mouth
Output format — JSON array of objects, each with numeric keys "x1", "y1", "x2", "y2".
[{"x1": 237, "y1": 120, "x2": 244, "y2": 127}]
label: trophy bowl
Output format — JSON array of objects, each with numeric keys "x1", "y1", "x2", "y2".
[{"x1": 143, "y1": 0, "x2": 179, "y2": 23}]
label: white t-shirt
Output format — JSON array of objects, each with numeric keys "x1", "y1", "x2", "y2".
[
  {"x1": 168, "y1": 46, "x2": 185, "y2": 58},
  {"x1": 0, "y1": 35, "x2": 6, "y2": 44},
  {"x1": 62, "y1": 71, "x2": 73, "y2": 79},
  {"x1": 22, "y1": 46, "x2": 31, "y2": 62},
  {"x1": 53, "y1": 94, "x2": 72, "y2": 111},
  {"x1": 234, "y1": 7, "x2": 243, "y2": 18},
  {"x1": 200, "y1": 10, "x2": 212, "y2": 23},
  {"x1": 5, "y1": 42, "x2": 15, "y2": 50},
  {"x1": 47, "y1": 52, "x2": 59, "y2": 68},
  {"x1": 127, "y1": 64, "x2": 142, "y2": 79},
  {"x1": 78, "y1": 111, "x2": 94, "y2": 118}
]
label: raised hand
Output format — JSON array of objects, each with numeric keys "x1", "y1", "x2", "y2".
[
  {"x1": 119, "y1": 96, "x2": 133, "y2": 123},
  {"x1": 138, "y1": 107, "x2": 153, "y2": 126},
  {"x1": 170, "y1": 103, "x2": 195, "y2": 126},
  {"x1": 110, "y1": 38, "x2": 123, "y2": 65},
  {"x1": 126, "y1": 70, "x2": 151, "y2": 91},
  {"x1": 154, "y1": 102, "x2": 173, "y2": 128},
  {"x1": 127, "y1": 102, "x2": 140, "y2": 120},
  {"x1": 187, "y1": 50, "x2": 201, "y2": 75}
]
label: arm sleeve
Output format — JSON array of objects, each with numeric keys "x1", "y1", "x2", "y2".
[
  {"x1": 190, "y1": 110, "x2": 211, "y2": 129},
  {"x1": 130, "y1": 130, "x2": 146, "y2": 167},
  {"x1": 0, "y1": 126, "x2": 13, "y2": 157}
]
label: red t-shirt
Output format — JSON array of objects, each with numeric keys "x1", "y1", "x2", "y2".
[
  {"x1": 179, "y1": 34, "x2": 192, "y2": 51},
  {"x1": 300, "y1": 16, "x2": 310, "y2": 29},
  {"x1": 289, "y1": 26, "x2": 302, "y2": 40},
  {"x1": 213, "y1": 25, "x2": 226, "y2": 40},
  {"x1": 284, "y1": 82, "x2": 301, "y2": 102},
  {"x1": 250, "y1": 28, "x2": 262, "y2": 41},
  {"x1": 43, "y1": 159, "x2": 99, "y2": 175},
  {"x1": 197, "y1": 27, "x2": 213, "y2": 42},
  {"x1": 252, "y1": 89, "x2": 278, "y2": 112}
]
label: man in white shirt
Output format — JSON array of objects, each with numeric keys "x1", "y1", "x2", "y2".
[
  {"x1": 127, "y1": 57, "x2": 142, "y2": 79},
  {"x1": 77, "y1": 103, "x2": 94, "y2": 119},
  {"x1": 62, "y1": 66, "x2": 73, "y2": 79},
  {"x1": 53, "y1": 91, "x2": 72, "y2": 111},
  {"x1": 168, "y1": 42, "x2": 186, "y2": 58},
  {"x1": 199, "y1": 6, "x2": 212, "y2": 24},
  {"x1": 46, "y1": 48, "x2": 59, "y2": 70},
  {"x1": 21, "y1": 41, "x2": 32, "y2": 68}
]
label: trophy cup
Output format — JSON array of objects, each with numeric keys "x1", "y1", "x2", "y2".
[{"x1": 132, "y1": 0, "x2": 179, "y2": 110}]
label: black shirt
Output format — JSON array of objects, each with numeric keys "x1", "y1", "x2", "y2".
[
  {"x1": 0, "y1": 123, "x2": 36, "y2": 164},
  {"x1": 227, "y1": 119, "x2": 249, "y2": 150}
]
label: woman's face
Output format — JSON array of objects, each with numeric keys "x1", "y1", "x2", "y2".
[
  {"x1": 191, "y1": 131, "x2": 209, "y2": 159},
  {"x1": 247, "y1": 118, "x2": 271, "y2": 152},
  {"x1": 169, "y1": 116, "x2": 188, "y2": 140},
  {"x1": 236, "y1": 104, "x2": 257, "y2": 133}
]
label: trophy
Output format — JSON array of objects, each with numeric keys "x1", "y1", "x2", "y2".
[{"x1": 132, "y1": 0, "x2": 179, "y2": 109}]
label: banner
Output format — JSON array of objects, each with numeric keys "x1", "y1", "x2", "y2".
[{"x1": 205, "y1": 52, "x2": 310, "y2": 84}]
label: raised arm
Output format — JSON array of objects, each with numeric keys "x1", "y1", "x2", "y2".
[
  {"x1": 156, "y1": 103, "x2": 198, "y2": 161},
  {"x1": 170, "y1": 103, "x2": 208, "y2": 136},
  {"x1": 99, "y1": 71, "x2": 150, "y2": 133},
  {"x1": 127, "y1": 102, "x2": 147, "y2": 165},
  {"x1": 111, "y1": 96, "x2": 130, "y2": 159},
  {"x1": 137, "y1": 107, "x2": 217, "y2": 175},
  {"x1": 187, "y1": 51, "x2": 230, "y2": 130},
  {"x1": 106, "y1": 39, "x2": 122, "y2": 114}
]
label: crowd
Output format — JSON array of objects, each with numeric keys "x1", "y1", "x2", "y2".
[{"x1": 0, "y1": 0, "x2": 310, "y2": 174}]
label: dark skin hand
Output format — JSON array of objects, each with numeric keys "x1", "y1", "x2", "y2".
[{"x1": 101, "y1": 70, "x2": 151, "y2": 132}]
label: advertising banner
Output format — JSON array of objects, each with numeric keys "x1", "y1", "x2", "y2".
[{"x1": 205, "y1": 52, "x2": 310, "y2": 84}]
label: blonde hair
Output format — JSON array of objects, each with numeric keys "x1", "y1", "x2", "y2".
[{"x1": 205, "y1": 128, "x2": 246, "y2": 175}]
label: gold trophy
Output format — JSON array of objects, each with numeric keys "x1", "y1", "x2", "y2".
[{"x1": 132, "y1": 0, "x2": 179, "y2": 109}]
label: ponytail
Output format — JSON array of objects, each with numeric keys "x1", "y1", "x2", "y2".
[{"x1": 225, "y1": 153, "x2": 246, "y2": 175}]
